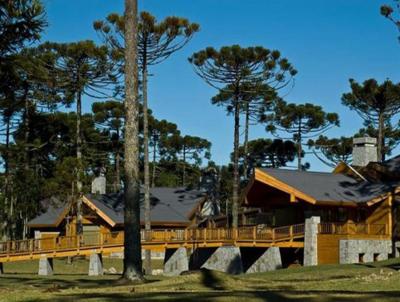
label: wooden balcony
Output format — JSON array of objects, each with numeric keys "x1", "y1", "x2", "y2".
[
  {"x1": 0, "y1": 224, "x2": 306, "y2": 262},
  {"x1": 318, "y1": 222, "x2": 389, "y2": 236}
]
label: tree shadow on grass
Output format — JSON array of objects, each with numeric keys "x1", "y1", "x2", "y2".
[
  {"x1": 0, "y1": 275, "x2": 137, "y2": 290},
  {"x1": 201, "y1": 269, "x2": 225, "y2": 290},
  {"x1": 21, "y1": 290, "x2": 400, "y2": 302}
]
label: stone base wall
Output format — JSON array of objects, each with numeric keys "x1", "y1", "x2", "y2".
[
  {"x1": 108, "y1": 250, "x2": 165, "y2": 259},
  {"x1": 163, "y1": 248, "x2": 188, "y2": 276},
  {"x1": 339, "y1": 239, "x2": 391, "y2": 264},
  {"x1": 243, "y1": 247, "x2": 282, "y2": 274}
]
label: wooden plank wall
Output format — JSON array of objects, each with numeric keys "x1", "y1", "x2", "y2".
[
  {"x1": 317, "y1": 234, "x2": 340, "y2": 264},
  {"x1": 366, "y1": 197, "x2": 392, "y2": 233}
]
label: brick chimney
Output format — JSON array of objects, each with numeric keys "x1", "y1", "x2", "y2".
[
  {"x1": 352, "y1": 136, "x2": 377, "y2": 167},
  {"x1": 91, "y1": 169, "x2": 106, "y2": 194}
]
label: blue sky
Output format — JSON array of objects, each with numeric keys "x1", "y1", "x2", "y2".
[{"x1": 41, "y1": 0, "x2": 400, "y2": 171}]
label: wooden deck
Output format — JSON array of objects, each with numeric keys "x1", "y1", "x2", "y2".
[{"x1": 0, "y1": 224, "x2": 305, "y2": 263}]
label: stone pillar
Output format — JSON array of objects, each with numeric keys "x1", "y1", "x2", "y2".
[
  {"x1": 0, "y1": 263, "x2": 3, "y2": 275},
  {"x1": 242, "y1": 247, "x2": 282, "y2": 274},
  {"x1": 163, "y1": 247, "x2": 188, "y2": 276},
  {"x1": 88, "y1": 253, "x2": 103, "y2": 276},
  {"x1": 303, "y1": 216, "x2": 320, "y2": 266},
  {"x1": 38, "y1": 256, "x2": 53, "y2": 276},
  {"x1": 193, "y1": 246, "x2": 243, "y2": 275}
]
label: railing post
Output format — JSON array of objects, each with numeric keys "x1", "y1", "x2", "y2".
[
  {"x1": 252, "y1": 226, "x2": 256, "y2": 241},
  {"x1": 77, "y1": 235, "x2": 81, "y2": 252},
  {"x1": 272, "y1": 229, "x2": 275, "y2": 242},
  {"x1": 203, "y1": 228, "x2": 207, "y2": 241},
  {"x1": 289, "y1": 225, "x2": 293, "y2": 239},
  {"x1": 29, "y1": 239, "x2": 34, "y2": 252},
  {"x1": 367, "y1": 224, "x2": 370, "y2": 235}
]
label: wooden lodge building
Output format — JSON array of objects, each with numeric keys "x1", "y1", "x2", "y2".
[
  {"x1": 27, "y1": 136, "x2": 400, "y2": 267},
  {"x1": 28, "y1": 186, "x2": 219, "y2": 250},
  {"x1": 242, "y1": 136, "x2": 399, "y2": 265}
]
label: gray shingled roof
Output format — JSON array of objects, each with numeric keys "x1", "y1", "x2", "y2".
[
  {"x1": 29, "y1": 187, "x2": 206, "y2": 227},
  {"x1": 260, "y1": 168, "x2": 397, "y2": 203},
  {"x1": 28, "y1": 197, "x2": 67, "y2": 227},
  {"x1": 86, "y1": 187, "x2": 206, "y2": 225},
  {"x1": 381, "y1": 155, "x2": 400, "y2": 173}
]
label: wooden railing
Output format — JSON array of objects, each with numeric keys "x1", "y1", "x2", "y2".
[
  {"x1": 0, "y1": 224, "x2": 305, "y2": 258},
  {"x1": 318, "y1": 222, "x2": 389, "y2": 236}
]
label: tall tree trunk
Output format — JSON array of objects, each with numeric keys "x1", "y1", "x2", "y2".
[
  {"x1": 243, "y1": 102, "x2": 250, "y2": 178},
  {"x1": 297, "y1": 122, "x2": 302, "y2": 171},
  {"x1": 122, "y1": 0, "x2": 144, "y2": 282},
  {"x1": 23, "y1": 93, "x2": 30, "y2": 171},
  {"x1": 151, "y1": 138, "x2": 157, "y2": 188},
  {"x1": 142, "y1": 58, "x2": 152, "y2": 275},
  {"x1": 232, "y1": 93, "x2": 240, "y2": 228},
  {"x1": 182, "y1": 146, "x2": 186, "y2": 186},
  {"x1": 2, "y1": 115, "x2": 11, "y2": 241},
  {"x1": 378, "y1": 112, "x2": 385, "y2": 162},
  {"x1": 76, "y1": 90, "x2": 83, "y2": 235},
  {"x1": 22, "y1": 92, "x2": 31, "y2": 240},
  {"x1": 115, "y1": 128, "x2": 121, "y2": 192}
]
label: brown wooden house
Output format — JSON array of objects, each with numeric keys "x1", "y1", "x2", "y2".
[
  {"x1": 28, "y1": 187, "x2": 218, "y2": 248},
  {"x1": 242, "y1": 137, "x2": 400, "y2": 265}
]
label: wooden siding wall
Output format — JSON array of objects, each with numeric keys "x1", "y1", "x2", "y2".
[
  {"x1": 366, "y1": 197, "x2": 392, "y2": 233},
  {"x1": 317, "y1": 234, "x2": 341, "y2": 264}
]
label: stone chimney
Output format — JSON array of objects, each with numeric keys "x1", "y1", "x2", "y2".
[
  {"x1": 91, "y1": 170, "x2": 106, "y2": 195},
  {"x1": 352, "y1": 136, "x2": 377, "y2": 167}
]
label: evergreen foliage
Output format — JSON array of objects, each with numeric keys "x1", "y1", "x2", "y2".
[
  {"x1": 265, "y1": 101, "x2": 339, "y2": 170},
  {"x1": 341, "y1": 79, "x2": 400, "y2": 162},
  {"x1": 189, "y1": 45, "x2": 296, "y2": 227}
]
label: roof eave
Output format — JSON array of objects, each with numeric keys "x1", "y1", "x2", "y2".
[{"x1": 254, "y1": 168, "x2": 317, "y2": 205}]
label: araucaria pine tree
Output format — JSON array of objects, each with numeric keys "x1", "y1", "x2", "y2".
[
  {"x1": 342, "y1": 79, "x2": 400, "y2": 162},
  {"x1": 95, "y1": 11, "x2": 199, "y2": 274},
  {"x1": 0, "y1": 0, "x2": 46, "y2": 240},
  {"x1": 308, "y1": 136, "x2": 353, "y2": 168},
  {"x1": 38, "y1": 41, "x2": 115, "y2": 235},
  {"x1": 212, "y1": 81, "x2": 279, "y2": 178},
  {"x1": 266, "y1": 101, "x2": 339, "y2": 170},
  {"x1": 189, "y1": 45, "x2": 296, "y2": 228}
]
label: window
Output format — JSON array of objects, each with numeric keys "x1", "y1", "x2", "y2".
[
  {"x1": 359, "y1": 253, "x2": 365, "y2": 263},
  {"x1": 338, "y1": 207, "x2": 347, "y2": 222}
]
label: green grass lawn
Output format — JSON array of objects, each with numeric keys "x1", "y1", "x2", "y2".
[{"x1": 1, "y1": 257, "x2": 400, "y2": 301}]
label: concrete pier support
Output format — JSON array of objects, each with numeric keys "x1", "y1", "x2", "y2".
[
  {"x1": 38, "y1": 256, "x2": 53, "y2": 276},
  {"x1": 163, "y1": 247, "x2": 188, "y2": 276},
  {"x1": 303, "y1": 216, "x2": 320, "y2": 266},
  {"x1": 241, "y1": 247, "x2": 282, "y2": 274},
  {"x1": 88, "y1": 253, "x2": 103, "y2": 276},
  {"x1": 190, "y1": 246, "x2": 243, "y2": 274}
]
